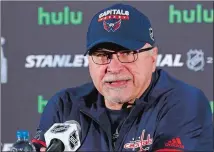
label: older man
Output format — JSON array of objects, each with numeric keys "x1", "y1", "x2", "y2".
[{"x1": 32, "y1": 3, "x2": 213, "y2": 152}]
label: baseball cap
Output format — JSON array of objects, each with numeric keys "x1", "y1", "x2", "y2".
[{"x1": 86, "y1": 3, "x2": 155, "y2": 54}]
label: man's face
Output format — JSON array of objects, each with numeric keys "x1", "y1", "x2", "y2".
[{"x1": 88, "y1": 43, "x2": 158, "y2": 105}]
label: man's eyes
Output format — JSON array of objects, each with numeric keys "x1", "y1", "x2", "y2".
[
  {"x1": 119, "y1": 51, "x2": 134, "y2": 55},
  {"x1": 93, "y1": 52, "x2": 108, "y2": 57},
  {"x1": 92, "y1": 51, "x2": 134, "y2": 56}
]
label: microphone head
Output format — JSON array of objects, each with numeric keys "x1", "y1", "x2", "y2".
[{"x1": 46, "y1": 139, "x2": 65, "y2": 152}]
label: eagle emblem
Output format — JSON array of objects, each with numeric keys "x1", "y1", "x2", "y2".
[{"x1": 103, "y1": 19, "x2": 121, "y2": 32}]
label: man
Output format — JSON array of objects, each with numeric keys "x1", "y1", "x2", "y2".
[{"x1": 32, "y1": 3, "x2": 213, "y2": 152}]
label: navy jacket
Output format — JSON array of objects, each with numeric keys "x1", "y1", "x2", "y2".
[{"x1": 32, "y1": 69, "x2": 213, "y2": 151}]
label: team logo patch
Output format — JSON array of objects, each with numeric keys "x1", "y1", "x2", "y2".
[
  {"x1": 103, "y1": 19, "x2": 121, "y2": 32},
  {"x1": 124, "y1": 130, "x2": 153, "y2": 151},
  {"x1": 98, "y1": 9, "x2": 130, "y2": 32}
]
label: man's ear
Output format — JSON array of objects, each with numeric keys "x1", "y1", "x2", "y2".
[{"x1": 152, "y1": 46, "x2": 158, "y2": 72}]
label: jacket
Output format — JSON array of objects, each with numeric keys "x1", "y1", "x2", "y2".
[{"x1": 32, "y1": 69, "x2": 213, "y2": 151}]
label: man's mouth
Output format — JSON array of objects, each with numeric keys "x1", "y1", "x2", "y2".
[{"x1": 105, "y1": 80, "x2": 130, "y2": 87}]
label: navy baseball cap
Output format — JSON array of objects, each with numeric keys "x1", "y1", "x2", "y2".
[{"x1": 86, "y1": 3, "x2": 155, "y2": 54}]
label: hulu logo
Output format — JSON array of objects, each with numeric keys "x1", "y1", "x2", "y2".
[
  {"x1": 210, "y1": 101, "x2": 213, "y2": 114},
  {"x1": 38, "y1": 95, "x2": 48, "y2": 114},
  {"x1": 38, "y1": 6, "x2": 83, "y2": 25},
  {"x1": 169, "y1": 4, "x2": 213, "y2": 24}
]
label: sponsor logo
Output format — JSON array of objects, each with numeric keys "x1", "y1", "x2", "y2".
[
  {"x1": 98, "y1": 9, "x2": 130, "y2": 32},
  {"x1": 165, "y1": 137, "x2": 184, "y2": 149},
  {"x1": 69, "y1": 130, "x2": 79, "y2": 150},
  {"x1": 1, "y1": 37, "x2": 8, "y2": 84},
  {"x1": 124, "y1": 130, "x2": 153, "y2": 151},
  {"x1": 156, "y1": 54, "x2": 184, "y2": 67},
  {"x1": 210, "y1": 101, "x2": 213, "y2": 114},
  {"x1": 169, "y1": 4, "x2": 213, "y2": 24},
  {"x1": 25, "y1": 54, "x2": 88, "y2": 68},
  {"x1": 186, "y1": 49, "x2": 213, "y2": 71},
  {"x1": 26, "y1": 50, "x2": 212, "y2": 71},
  {"x1": 25, "y1": 54, "x2": 183, "y2": 68},
  {"x1": 51, "y1": 125, "x2": 70, "y2": 133},
  {"x1": 38, "y1": 95, "x2": 48, "y2": 114},
  {"x1": 38, "y1": 6, "x2": 83, "y2": 25}
]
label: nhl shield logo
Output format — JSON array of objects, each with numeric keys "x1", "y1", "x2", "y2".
[
  {"x1": 69, "y1": 130, "x2": 80, "y2": 150},
  {"x1": 186, "y1": 49, "x2": 205, "y2": 71}
]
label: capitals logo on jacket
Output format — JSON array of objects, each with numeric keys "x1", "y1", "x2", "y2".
[{"x1": 98, "y1": 9, "x2": 130, "y2": 32}]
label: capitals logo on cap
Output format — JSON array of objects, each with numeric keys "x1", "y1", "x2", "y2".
[{"x1": 98, "y1": 9, "x2": 130, "y2": 32}]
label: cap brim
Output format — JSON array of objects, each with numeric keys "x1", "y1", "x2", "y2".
[{"x1": 85, "y1": 37, "x2": 147, "y2": 55}]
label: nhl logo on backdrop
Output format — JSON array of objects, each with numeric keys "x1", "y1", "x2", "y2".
[
  {"x1": 186, "y1": 49, "x2": 205, "y2": 72},
  {"x1": 98, "y1": 9, "x2": 130, "y2": 32}
]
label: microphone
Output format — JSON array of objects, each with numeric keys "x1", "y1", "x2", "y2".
[{"x1": 44, "y1": 120, "x2": 81, "y2": 152}]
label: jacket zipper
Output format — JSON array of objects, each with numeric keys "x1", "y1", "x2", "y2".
[
  {"x1": 80, "y1": 104, "x2": 136, "y2": 151},
  {"x1": 113, "y1": 105, "x2": 136, "y2": 151}
]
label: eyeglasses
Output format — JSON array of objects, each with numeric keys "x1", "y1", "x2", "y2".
[{"x1": 89, "y1": 46, "x2": 154, "y2": 65}]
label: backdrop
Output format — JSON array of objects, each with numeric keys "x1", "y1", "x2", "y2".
[{"x1": 1, "y1": 1, "x2": 213, "y2": 150}]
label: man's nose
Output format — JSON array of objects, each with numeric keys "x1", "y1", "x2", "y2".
[{"x1": 107, "y1": 54, "x2": 124, "y2": 73}]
